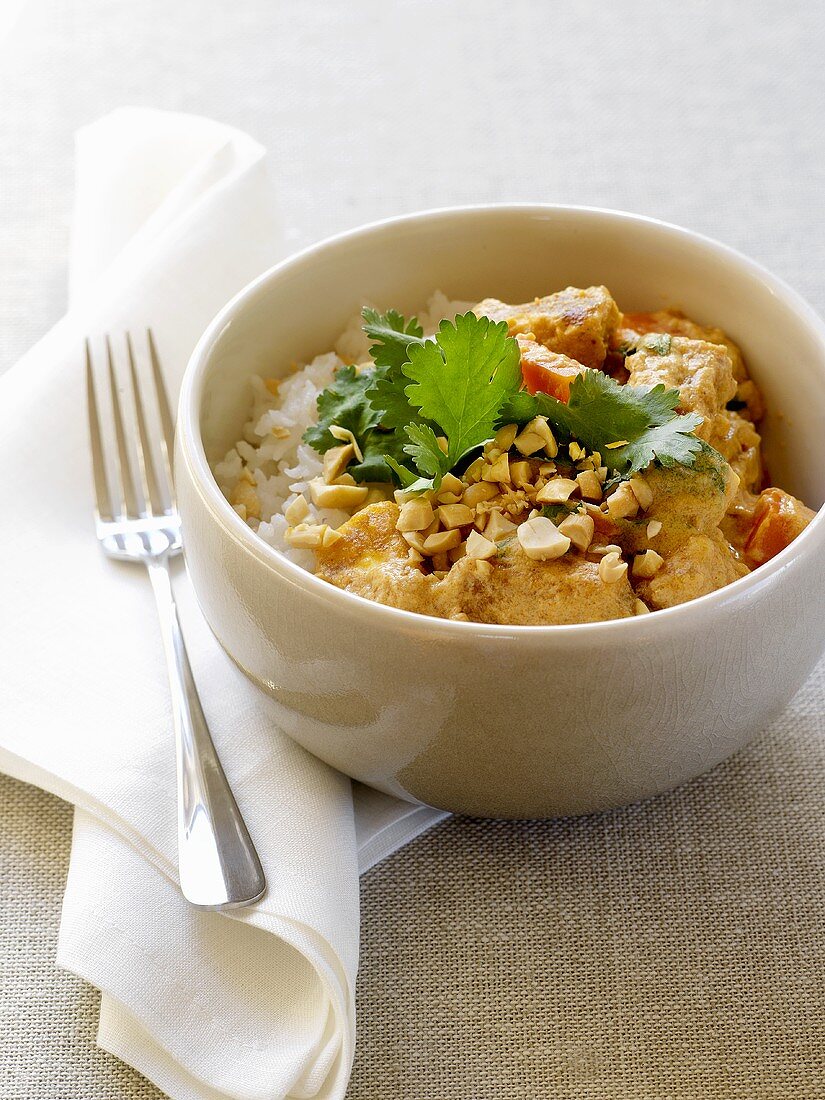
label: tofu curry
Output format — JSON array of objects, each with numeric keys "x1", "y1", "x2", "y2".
[{"x1": 287, "y1": 287, "x2": 815, "y2": 625}]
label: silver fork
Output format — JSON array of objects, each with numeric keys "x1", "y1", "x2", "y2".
[{"x1": 85, "y1": 331, "x2": 266, "y2": 910}]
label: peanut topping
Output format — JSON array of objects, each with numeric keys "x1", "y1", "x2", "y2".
[
  {"x1": 484, "y1": 509, "x2": 518, "y2": 542},
  {"x1": 329, "y1": 425, "x2": 364, "y2": 462},
  {"x1": 646, "y1": 519, "x2": 663, "y2": 539},
  {"x1": 481, "y1": 452, "x2": 511, "y2": 483},
  {"x1": 557, "y1": 512, "x2": 595, "y2": 551},
  {"x1": 493, "y1": 423, "x2": 518, "y2": 450},
  {"x1": 422, "y1": 528, "x2": 462, "y2": 555},
  {"x1": 230, "y1": 479, "x2": 261, "y2": 519},
  {"x1": 629, "y1": 476, "x2": 654, "y2": 511},
  {"x1": 284, "y1": 494, "x2": 310, "y2": 525},
  {"x1": 576, "y1": 469, "x2": 602, "y2": 501},
  {"x1": 462, "y1": 481, "x2": 499, "y2": 508},
  {"x1": 634, "y1": 599, "x2": 651, "y2": 615},
  {"x1": 513, "y1": 429, "x2": 545, "y2": 456},
  {"x1": 465, "y1": 529, "x2": 497, "y2": 560},
  {"x1": 632, "y1": 549, "x2": 665, "y2": 578},
  {"x1": 598, "y1": 551, "x2": 628, "y2": 583},
  {"x1": 438, "y1": 503, "x2": 475, "y2": 529},
  {"x1": 322, "y1": 443, "x2": 355, "y2": 483},
  {"x1": 605, "y1": 481, "x2": 639, "y2": 520},
  {"x1": 536, "y1": 478, "x2": 577, "y2": 504},
  {"x1": 396, "y1": 499, "x2": 435, "y2": 533},
  {"x1": 308, "y1": 478, "x2": 370, "y2": 510},
  {"x1": 516, "y1": 516, "x2": 571, "y2": 560},
  {"x1": 286, "y1": 522, "x2": 327, "y2": 549}
]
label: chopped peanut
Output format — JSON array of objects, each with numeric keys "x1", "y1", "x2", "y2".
[
  {"x1": 484, "y1": 509, "x2": 518, "y2": 542},
  {"x1": 464, "y1": 457, "x2": 485, "y2": 482},
  {"x1": 481, "y1": 452, "x2": 511, "y2": 482},
  {"x1": 629, "y1": 476, "x2": 654, "y2": 511},
  {"x1": 517, "y1": 516, "x2": 571, "y2": 560},
  {"x1": 439, "y1": 473, "x2": 464, "y2": 496},
  {"x1": 323, "y1": 443, "x2": 355, "y2": 482},
  {"x1": 465, "y1": 529, "x2": 497, "y2": 560},
  {"x1": 365, "y1": 486, "x2": 393, "y2": 505},
  {"x1": 605, "y1": 481, "x2": 639, "y2": 520},
  {"x1": 493, "y1": 423, "x2": 519, "y2": 450},
  {"x1": 509, "y1": 459, "x2": 533, "y2": 486},
  {"x1": 646, "y1": 519, "x2": 663, "y2": 539},
  {"x1": 284, "y1": 494, "x2": 310, "y2": 525},
  {"x1": 329, "y1": 425, "x2": 363, "y2": 462},
  {"x1": 513, "y1": 429, "x2": 545, "y2": 456},
  {"x1": 463, "y1": 481, "x2": 500, "y2": 507},
  {"x1": 396, "y1": 499, "x2": 435, "y2": 532},
  {"x1": 576, "y1": 469, "x2": 602, "y2": 501},
  {"x1": 632, "y1": 549, "x2": 664, "y2": 578},
  {"x1": 438, "y1": 503, "x2": 475, "y2": 529},
  {"x1": 524, "y1": 416, "x2": 559, "y2": 457},
  {"x1": 286, "y1": 522, "x2": 327, "y2": 549},
  {"x1": 634, "y1": 599, "x2": 651, "y2": 615},
  {"x1": 321, "y1": 526, "x2": 343, "y2": 547},
  {"x1": 536, "y1": 478, "x2": 577, "y2": 504},
  {"x1": 598, "y1": 551, "x2": 628, "y2": 583},
  {"x1": 569, "y1": 441, "x2": 585, "y2": 462},
  {"x1": 308, "y1": 478, "x2": 370, "y2": 510},
  {"x1": 402, "y1": 530, "x2": 428, "y2": 554},
  {"x1": 423, "y1": 528, "x2": 462, "y2": 554},
  {"x1": 557, "y1": 512, "x2": 595, "y2": 551},
  {"x1": 591, "y1": 543, "x2": 623, "y2": 557},
  {"x1": 230, "y1": 479, "x2": 261, "y2": 519}
]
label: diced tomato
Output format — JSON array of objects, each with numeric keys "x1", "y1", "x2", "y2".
[
  {"x1": 517, "y1": 336, "x2": 586, "y2": 403},
  {"x1": 744, "y1": 488, "x2": 816, "y2": 567}
]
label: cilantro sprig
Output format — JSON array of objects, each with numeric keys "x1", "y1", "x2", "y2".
[
  {"x1": 303, "y1": 305, "x2": 710, "y2": 490},
  {"x1": 528, "y1": 371, "x2": 704, "y2": 475}
]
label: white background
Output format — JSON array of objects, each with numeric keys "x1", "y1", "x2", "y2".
[{"x1": 2, "y1": 0, "x2": 824, "y2": 374}]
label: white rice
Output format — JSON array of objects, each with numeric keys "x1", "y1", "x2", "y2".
[{"x1": 213, "y1": 292, "x2": 471, "y2": 570}]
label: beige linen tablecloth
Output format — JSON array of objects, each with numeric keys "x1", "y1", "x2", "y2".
[
  {"x1": 2, "y1": 0, "x2": 825, "y2": 1096},
  {"x1": 3, "y1": 671, "x2": 824, "y2": 1099}
]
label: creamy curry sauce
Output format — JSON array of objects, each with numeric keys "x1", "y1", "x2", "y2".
[{"x1": 304, "y1": 287, "x2": 815, "y2": 625}]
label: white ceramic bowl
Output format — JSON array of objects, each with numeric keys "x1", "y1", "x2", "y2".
[{"x1": 176, "y1": 205, "x2": 825, "y2": 818}]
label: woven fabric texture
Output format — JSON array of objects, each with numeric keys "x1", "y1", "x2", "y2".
[
  {"x1": 3, "y1": 659, "x2": 825, "y2": 1098},
  {"x1": 2, "y1": 0, "x2": 825, "y2": 1096}
]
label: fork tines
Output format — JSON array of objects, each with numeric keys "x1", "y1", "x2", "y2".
[{"x1": 86, "y1": 331, "x2": 177, "y2": 523}]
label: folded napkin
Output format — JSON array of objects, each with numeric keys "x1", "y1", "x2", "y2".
[{"x1": 0, "y1": 108, "x2": 447, "y2": 1100}]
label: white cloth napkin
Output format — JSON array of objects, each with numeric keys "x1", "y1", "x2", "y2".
[{"x1": 0, "y1": 107, "x2": 447, "y2": 1100}]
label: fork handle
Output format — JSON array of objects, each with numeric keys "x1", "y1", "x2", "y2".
[{"x1": 145, "y1": 557, "x2": 266, "y2": 909}]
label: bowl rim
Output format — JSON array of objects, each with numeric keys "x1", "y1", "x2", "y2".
[{"x1": 178, "y1": 202, "x2": 825, "y2": 640}]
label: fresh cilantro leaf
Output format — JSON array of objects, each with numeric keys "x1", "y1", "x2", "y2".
[
  {"x1": 302, "y1": 365, "x2": 381, "y2": 454},
  {"x1": 531, "y1": 369, "x2": 703, "y2": 476},
  {"x1": 362, "y1": 307, "x2": 425, "y2": 370},
  {"x1": 402, "y1": 312, "x2": 522, "y2": 469},
  {"x1": 498, "y1": 389, "x2": 540, "y2": 425},
  {"x1": 367, "y1": 362, "x2": 436, "y2": 432},
  {"x1": 403, "y1": 422, "x2": 450, "y2": 480},
  {"x1": 353, "y1": 427, "x2": 412, "y2": 482},
  {"x1": 605, "y1": 415, "x2": 704, "y2": 475},
  {"x1": 303, "y1": 365, "x2": 414, "y2": 483}
]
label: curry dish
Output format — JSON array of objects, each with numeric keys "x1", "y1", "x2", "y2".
[{"x1": 235, "y1": 287, "x2": 816, "y2": 626}]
